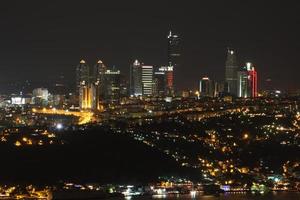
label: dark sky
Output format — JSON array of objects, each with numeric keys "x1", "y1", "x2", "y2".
[{"x1": 0, "y1": 1, "x2": 299, "y2": 92}]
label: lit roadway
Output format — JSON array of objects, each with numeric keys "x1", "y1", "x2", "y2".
[{"x1": 32, "y1": 108, "x2": 94, "y2": 125}]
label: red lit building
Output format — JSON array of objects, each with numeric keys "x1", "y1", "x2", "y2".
[
  {"x1": 248, "y1": 67, "x2": 258, "y2": 97},
  {"x1": 237, "y1": 62, "x2": 258, "y2": 98}
]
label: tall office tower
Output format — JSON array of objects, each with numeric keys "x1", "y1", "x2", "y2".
[
  {"x1": 104, "y1": 67, "x2": 121, "y2": 102},
  {"x1": 247, "y1": 63, "x2": 258, "y2": 97},
  {"x1": 93, "y1": 60, "x2": 107, "y2": 99},
  {"x1": 119, "y1": 75, "x2": 129, "y2": 97},
  {"x1": 76, "y1": 60, "x2": 90, "y2": 109},
  {"x1": 237, "y1": 62, "x2": 258, "y2": 98},
  {"x1": 141, "y1": 65, "x2": 153, "y2": 96},
  {"x1": 237, "y1": 69, "x2": 249, "y2": 98},
  {"x1": 79, "y1": 84, "x2": 97, "y2": 109},
  {"x1": 76, "y1": 59, "x2": 90, "y2": 93},
  {"x1": 167, "y1": 30, "x2": 180, "y2": 94},
  {"x1": 76, "y1": 60, "x2": 100, "y2": 110},
  {"x1": 53, "y1": 74, "x2": 67, "y2": 95},
  {"x1": 214, "y1": 82, "x2": 224, "y2": 97},
  {"x1": 225, "y1": 48, "x2": 239, "y2": 96},
  {"x1": 52, "y1": 75, "x2": 67, "y2": 107},
  {"x1": 199, "y1": 77, "x2": 215, "y2": 97},
  {"x1": 158, "y1": 66, "x2": 174, "y2": 96},
  {"x1": 153, "y1": 68, "x2": 166, "y2": 97},
  {"x1": 129, "y1": 60, "x2": 143, "y2": 96}
]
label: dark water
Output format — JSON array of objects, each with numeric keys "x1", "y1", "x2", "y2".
[{"x1": 129, "y1": 192, "x2": 300, "y2": 200}]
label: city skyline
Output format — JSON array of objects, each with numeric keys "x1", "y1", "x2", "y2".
[
  {"x1": 1, "y1": 1, "x2": 300, "y2": 198},
  {"x1": 0, "y1": 1, "x2": 299, "y2": 92}
]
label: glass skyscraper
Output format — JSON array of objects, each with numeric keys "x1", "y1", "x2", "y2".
[
  {"x1": 104, "y1": 67, "x2": 121, "y2": 102},
  {"x1": 237, "y1": 62, "x2": 258, "y2": 98},
  {"x1": 129, "y1": 60, "x2": 143, "y2": 96},
  {"x1": 93, "y1": 60, "x2": 107, "y2": 99},
  {"x1": 225, "y1": 48, "x2": 239, "y2": 96},
  {"x1": 76, "y1": 59, "x2": 90, "y2": 92},
  {"x1": 76, "y1": 60, "x2": 91, "y2": 109},
  {"x1": 167, "y1": 30, "x2": 180, "y2": 95},
  {"x1": 199, "y1": 77, "x2": 215, "y2": 97}
]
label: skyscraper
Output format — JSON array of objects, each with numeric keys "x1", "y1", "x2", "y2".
[
  {"x1": 158, "y1": 66, "x2": 174, "y2": 96},
  {"x1": 237, "y1": 62, "x2": 258, "y2": 98},
  {"x1": 167, "y1": 30, "x2": 180, "y2": 95},
  {"x1": 248, "y1": 63, "x2": 258, "y2": 97},
  {"x1": 79, "y1": 84, "x2": 96, "y2": 110},
  {"x1": 153, "y1": 68, "x2": 166, "y2": 97},
  {"x1": 93, "y1": 60, "x2": 107, "y2": 99},
  {"x1": 225, "y1": 48, "x2": 239, "y2": 96},
  {"x1": 167, "y1": 30, "x2": 180, "y2": 67},
  {"x1": 76, "y1": 60, "x2": 100, "y2": 110},
  {"x1": 237, "y1": 69, "x2": 249, "y2": 98},
  {"x1": 76, "y1": 59, "x2": 90, "y2": 93},
  {"x1": 129, "y1": 60, "x2": 143, "y2": 96},
  {"x1": 199, "y1": 77, "x2": 215, "y2": 97},
  {"x1": 104, "y1": 66, "x2": 121, "y2": 102},
  {"x1": 76, "y1": 60, "x2": 90, "y2": 109},
  {"x1": 141, "y1": 65, "x2": 153, "y2": 96}
]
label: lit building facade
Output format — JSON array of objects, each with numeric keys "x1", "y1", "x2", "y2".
[
  {"x1": 32, "y1": 88, "x2": 49, "y2": 105},
  {"x1": 167, "y1": 31, "x2": 180, "y2": 94},
  {"x1": 225, "y1": 48, "x2": 239, "y2": 96},
  {"x1": 76, "y1": 60, "x2": 90, "y2": 94},
  {"x1": 237, "y1": 62, "x2": 258, "y2": 98},
  {"x1": 248, "y1": 64, "x2": 258, "y2": 97},
  {"x1": 76, "y1": 60, "x2": 90, "y2": 109},
  {"x1": 141, "y1": 65, "x2": 153, "y2": 96},
  {"x1": 237, "y1": 70, "x2": 249, "y2": 98},
  {"x1": 104, "y1": 67, "x2": 121, "y2": 102},
  {"x1": 76, "y1": 60, "x2": 100, "y2": 110},
  {"x1": 153, "y1": 69, "x2": 165, "y2": 97},
  {"x1": 130, "y1": 60, "x2": 143, "y2": 96},
  {"x1": 159, "y1": 66, "x2": 174, "y2": 96},
  {"x1": 79, "y1": 84, "x2": 94, "y2": 109},
  {"x1": 93, "y1": 60, "x2": 107, "y2": 99},
  {"x1": 199, "y1": 77, "x2": 215, "y2": 97}
]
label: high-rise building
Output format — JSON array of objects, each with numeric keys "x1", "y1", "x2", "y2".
[
  {"x1": 76, "y1": 59, "x2": 90, "y2": 94},
  {"x1": 199, "y1": 77, "x2": 215, "y2": 97},
  {"x1": 93, "y1": 60, "x2": 107, "y2": 99},
  {"x1": 214, "y1": 82, "x2": 224, "y2": 97},
  {"x1": 119, "y1": 74, "x2": 129, "y2": 97},
  {"x1": 51, "y1": 75, "x2": 67, "y2": 107},
  {"x1": 167, "y1": 30, "x2": 180, "y2": 67},
  {"x1": 76, "y1": 60, "x2": 90, "y2": 109},
  {"x1": 153, "y1": 69, "x2": 166, "y2": 97},
  {"x1": 237, "y1": 70, "x2": 249, "y2": 98},
  {"x1": 248, "y1": 63, "x2": 258, "y2": 97},
  {"x1": 79, "y1": 84, "x2": 95, "y2": 109},
  {"x1": 225, "y1": 48, "x2": 239, "y2": 96},
  {"x1": 141, "y1": 65, "x2": 153, "y2": 96},
  {"x1": 53, "y1": 75, "x2": 67, "y2": 95},
  {"x1": 159, "y1": 65, "x2": 174, "y2": 96},
  {"x1": 237, "y1": 62, "x2": 258, "y2": 98},
  {"x1": 129, "y1": 60, "x2": 143, "y2": 96},
  {"x1": 76, "y1": 60, "x2": 101, "y2": 110},
  {"x1": 104, "y1": 67, "x2": 121, "y2": 102},
  {"x1": 167, "y1": 31, "x2": 180, "y2": 94}
]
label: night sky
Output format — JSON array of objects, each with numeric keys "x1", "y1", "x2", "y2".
[{"x1": 0, "y1": 1, "x2": 299, "y2": 93}]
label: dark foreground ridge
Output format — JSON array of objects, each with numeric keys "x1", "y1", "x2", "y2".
[{"x1": 0, "y1": 127, "x2": 197, "y2": 185}]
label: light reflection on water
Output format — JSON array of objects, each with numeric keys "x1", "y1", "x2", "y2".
[{"x1": 130, "y1": 192, "x2": 300, "y2": 200}]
